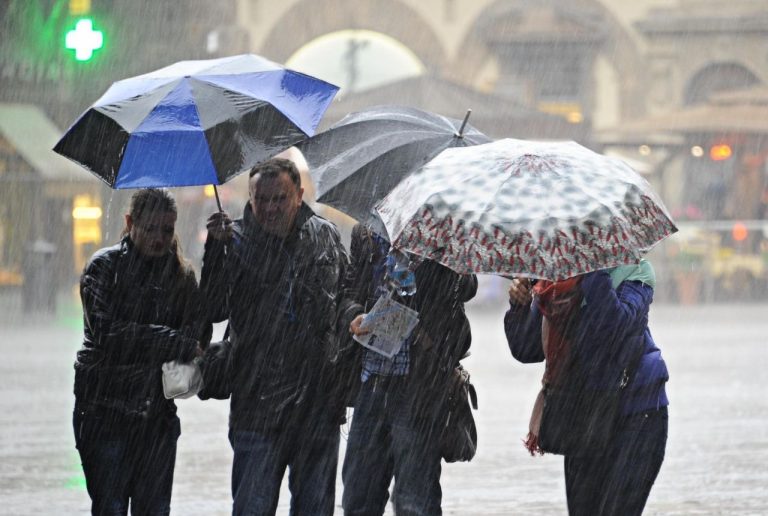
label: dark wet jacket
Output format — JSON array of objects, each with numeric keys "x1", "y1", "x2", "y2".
[
  {"x1": 504, "y1": 270, "x2": 669, "y2": 415},
  {"x1": 74, "y1": 236, "x2": 201, "y2": 420},
  {"x1": 200, "y1": 202, "x2": 349, "y2": 430},
  {"x1": 338, "y1": 224, "x2": 478, "y2": 410}
]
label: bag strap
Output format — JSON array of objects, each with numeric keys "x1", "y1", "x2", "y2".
[
  {"x1": 467, "y1": 382, "x2": 478, "y2": 410},
  {"x1": 453, "y1": 364, "x2": 479, "y2": 410}
]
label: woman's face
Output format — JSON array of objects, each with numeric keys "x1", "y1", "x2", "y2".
[{"x1": 126, "y1": 210, "x2": 177, "y2": 258}]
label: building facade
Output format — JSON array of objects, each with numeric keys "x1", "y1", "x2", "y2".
[{"x1": 233, "y1": 0, "x2": 768, "y2": 131}]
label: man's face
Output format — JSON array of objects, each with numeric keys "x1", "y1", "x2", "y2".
[
  {"x1": 249, "y1": 171, "x2": 304, "y2": 237},
  {"x1": 126, "y1": 210, "x2": 177, "y2": 258}
]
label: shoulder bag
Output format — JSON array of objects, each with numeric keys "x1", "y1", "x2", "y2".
[
  {"x1": 439, "y1": 364, "x2": 479, "y2": 462},
  {"x1": 537, "y1": 335, "x2": 645, "y2": 456}
]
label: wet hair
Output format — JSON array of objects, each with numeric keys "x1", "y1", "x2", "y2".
[
  {"x1": 121, "y1": 189, "x2": 190, "y2": 272},
  {"x1": 127, "y1": 188, "x2": 178, "y2": 223},
  {"x1": 248, "y1": 158, "x2": 301, "y2": 188}
]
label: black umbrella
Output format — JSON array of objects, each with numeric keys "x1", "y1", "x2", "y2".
[{"x1": 298, "y1": 105, "x2": 490, "y2": 230}]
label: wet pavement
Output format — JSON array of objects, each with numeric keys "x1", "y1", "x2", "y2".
[{"x1": 1, "y1": 299, "x2": 767, "y2": 515}]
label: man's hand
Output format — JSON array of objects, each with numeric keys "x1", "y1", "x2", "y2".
[
  {"x1": 508, "y1": 277, "x2": 533, "y2": 306},
  {"x1": 349, "y1": 314, "x2": 372, "y2": 336},
  {"x1": 206, "y1": 212, "x2": 233, "y2": 241}
]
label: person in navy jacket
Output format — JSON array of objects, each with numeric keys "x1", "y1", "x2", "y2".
[{"x1": 504, "y1": 260, "x2": 668, "y2": 516}]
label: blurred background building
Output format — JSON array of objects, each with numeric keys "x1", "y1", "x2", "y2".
[{"x1": 1, "y1": 0, "x2": 767, "y2": 306}]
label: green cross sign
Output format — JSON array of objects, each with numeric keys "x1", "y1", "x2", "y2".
[{"x1": 65, "y1": 18, "x2": 104, "y2": 61}]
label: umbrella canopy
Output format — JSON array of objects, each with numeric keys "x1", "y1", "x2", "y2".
[
  {"x1": 298, "y1": 105, "x2": 490, "y2": 230},
  {"x1": 54, "y1": 54, "x2": 339, "y2": 188},
  {"x1": 376, "y1": 138, "x2": 677, "y2": 280}
]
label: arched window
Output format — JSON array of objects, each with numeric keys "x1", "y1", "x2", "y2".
[
  {"x1": 684, "y1": 62, "x2": 760, "y2": 105},
  {"x1": 285, "y1": 30, "x2": 425, "y2": 97}
]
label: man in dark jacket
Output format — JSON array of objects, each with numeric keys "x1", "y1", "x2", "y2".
[
  {"x1": 339, "y1": 223, "x2": 478, "y2": 516},
  {"x1": 200, "y1": 158, "x2": 349, "y2": 516}
]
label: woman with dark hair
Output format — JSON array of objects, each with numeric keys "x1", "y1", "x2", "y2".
[
  {"x1": 73, "y1": 188, "x2": 206, "y2": 515},
  {"x1": 505, "y1": 262, "x2": 669, "y2": 516}
]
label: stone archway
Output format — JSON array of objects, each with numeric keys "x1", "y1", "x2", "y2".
[
  {"x1": 258, "y1": 0, "x2": 447, "y2": 76},
  {"x1": 452, "y1": 0, "x2": 646, "y2": 120},
  {"x1": 683, "y1": 61, "x2": 761, "y2": 105}
]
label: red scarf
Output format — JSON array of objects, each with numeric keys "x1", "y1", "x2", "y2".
[
  {"x1": 524, "y1": 277, "x2": 583, "y2": 455},
  {"x1": 535, "y1": 277, "x2": 583, "y2": 384}
]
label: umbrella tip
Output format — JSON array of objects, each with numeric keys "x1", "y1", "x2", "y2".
[{"x1": 456, "y1": 109, "x2": 472, "y2": 137}]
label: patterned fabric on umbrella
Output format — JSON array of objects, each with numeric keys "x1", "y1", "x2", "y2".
[{"x1": 376, "y1": 138, "x2": 677, "y2": 280}]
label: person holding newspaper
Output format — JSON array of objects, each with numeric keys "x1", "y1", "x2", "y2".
[{"x1": 338, "y1": 223, "x2": 478, "y2": 516}]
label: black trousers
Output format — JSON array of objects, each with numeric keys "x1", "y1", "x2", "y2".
[
  {"x1": 564, "y1": 407, "x2": 668, "y2": 516},
  {"x1": 73, "y1": 406, "x2": 181, "y2": 515}
]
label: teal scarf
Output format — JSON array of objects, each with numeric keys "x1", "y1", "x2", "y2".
[{"x1": 608, "y1": 259, "x2": 656, "y2": 289}]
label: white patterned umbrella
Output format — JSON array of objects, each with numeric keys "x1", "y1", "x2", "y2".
[{"x1": 375, "y1": 138, "x2": 677, "y2": 280}]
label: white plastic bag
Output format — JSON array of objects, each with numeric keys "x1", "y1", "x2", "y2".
[{"x1": 161, "y1": 358, "x2": 204, "y2": 399}]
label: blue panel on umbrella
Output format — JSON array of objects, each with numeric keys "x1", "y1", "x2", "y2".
[
  {"x1": 198, "y1": 71, "x2": 337, "y2": 135},
  {"x1": 116, "y1": 129, "x2": 218, "y2": 188},
  {"x1": 115, "y1": 79, "x2": 218, "y2": 188},
  {"x1": 135, "y1": 79, "x2": 203, "y2": 132}
]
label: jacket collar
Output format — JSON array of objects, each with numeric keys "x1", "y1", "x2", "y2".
[{"x1": 119, "y1": 234, "x2": 177, "y2": 270}]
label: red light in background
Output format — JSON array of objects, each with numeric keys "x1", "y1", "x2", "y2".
[
  {"x1": 732, "y1": 222, "x2": 748, "y2": 242},
  {"x1": 709, "y1": 144, "x2": 732, "y2": 161}
]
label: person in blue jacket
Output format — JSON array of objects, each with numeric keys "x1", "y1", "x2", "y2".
[{"x1": 504, "y1": 260, "x2": 668, "y2": 516}]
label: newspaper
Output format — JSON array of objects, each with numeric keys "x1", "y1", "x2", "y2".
[{"x1": 353, "y1": 294, "x2": 420, "y2": 358}]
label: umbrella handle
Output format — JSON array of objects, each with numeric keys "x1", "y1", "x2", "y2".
[
  {"x1": 212, "y1": 184, "x2": 223, "y2": 212},
  {"x1": 456, "y1": 109, "x2": 472, "y2": 138},
  {"x1": 211, "y1": 184, "x2": 229, "y2": 258}
]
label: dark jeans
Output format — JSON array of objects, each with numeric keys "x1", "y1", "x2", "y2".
[
  {"x1": 564, "y1": 406, "x2": 668, "y2": 516},
  {"x1": 73, "y1": 406, "x2": 181, "y2": 516},
  {"x1": 228, "y1": 415, "x2": 340, "y2": 516},
  {"x1": 342, "y1": 376, "x2": 444, "y2": 516}
]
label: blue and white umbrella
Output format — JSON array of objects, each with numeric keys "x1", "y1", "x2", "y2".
[{"x1": 54, "y1": 54, "x2": 339, "y2": 189}]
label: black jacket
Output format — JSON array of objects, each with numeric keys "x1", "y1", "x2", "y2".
[
  {"x1": 200, "y1": 202, "x2": 349, "y2": 430},
  {"x1": 339, "y1": 224, "x2": 478, "y2": 404},
  {"x1": 74, "y1": 236, "x2": 201, "y2": 419}
]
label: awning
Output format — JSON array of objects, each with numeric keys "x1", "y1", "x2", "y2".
[{"x1": 0, "y1": 103, "x2": 92, "y2": 183}]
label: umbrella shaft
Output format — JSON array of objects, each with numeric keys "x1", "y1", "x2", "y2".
[{"x1": 213, "y1": 184, "x2": 223, "y2": 212}]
